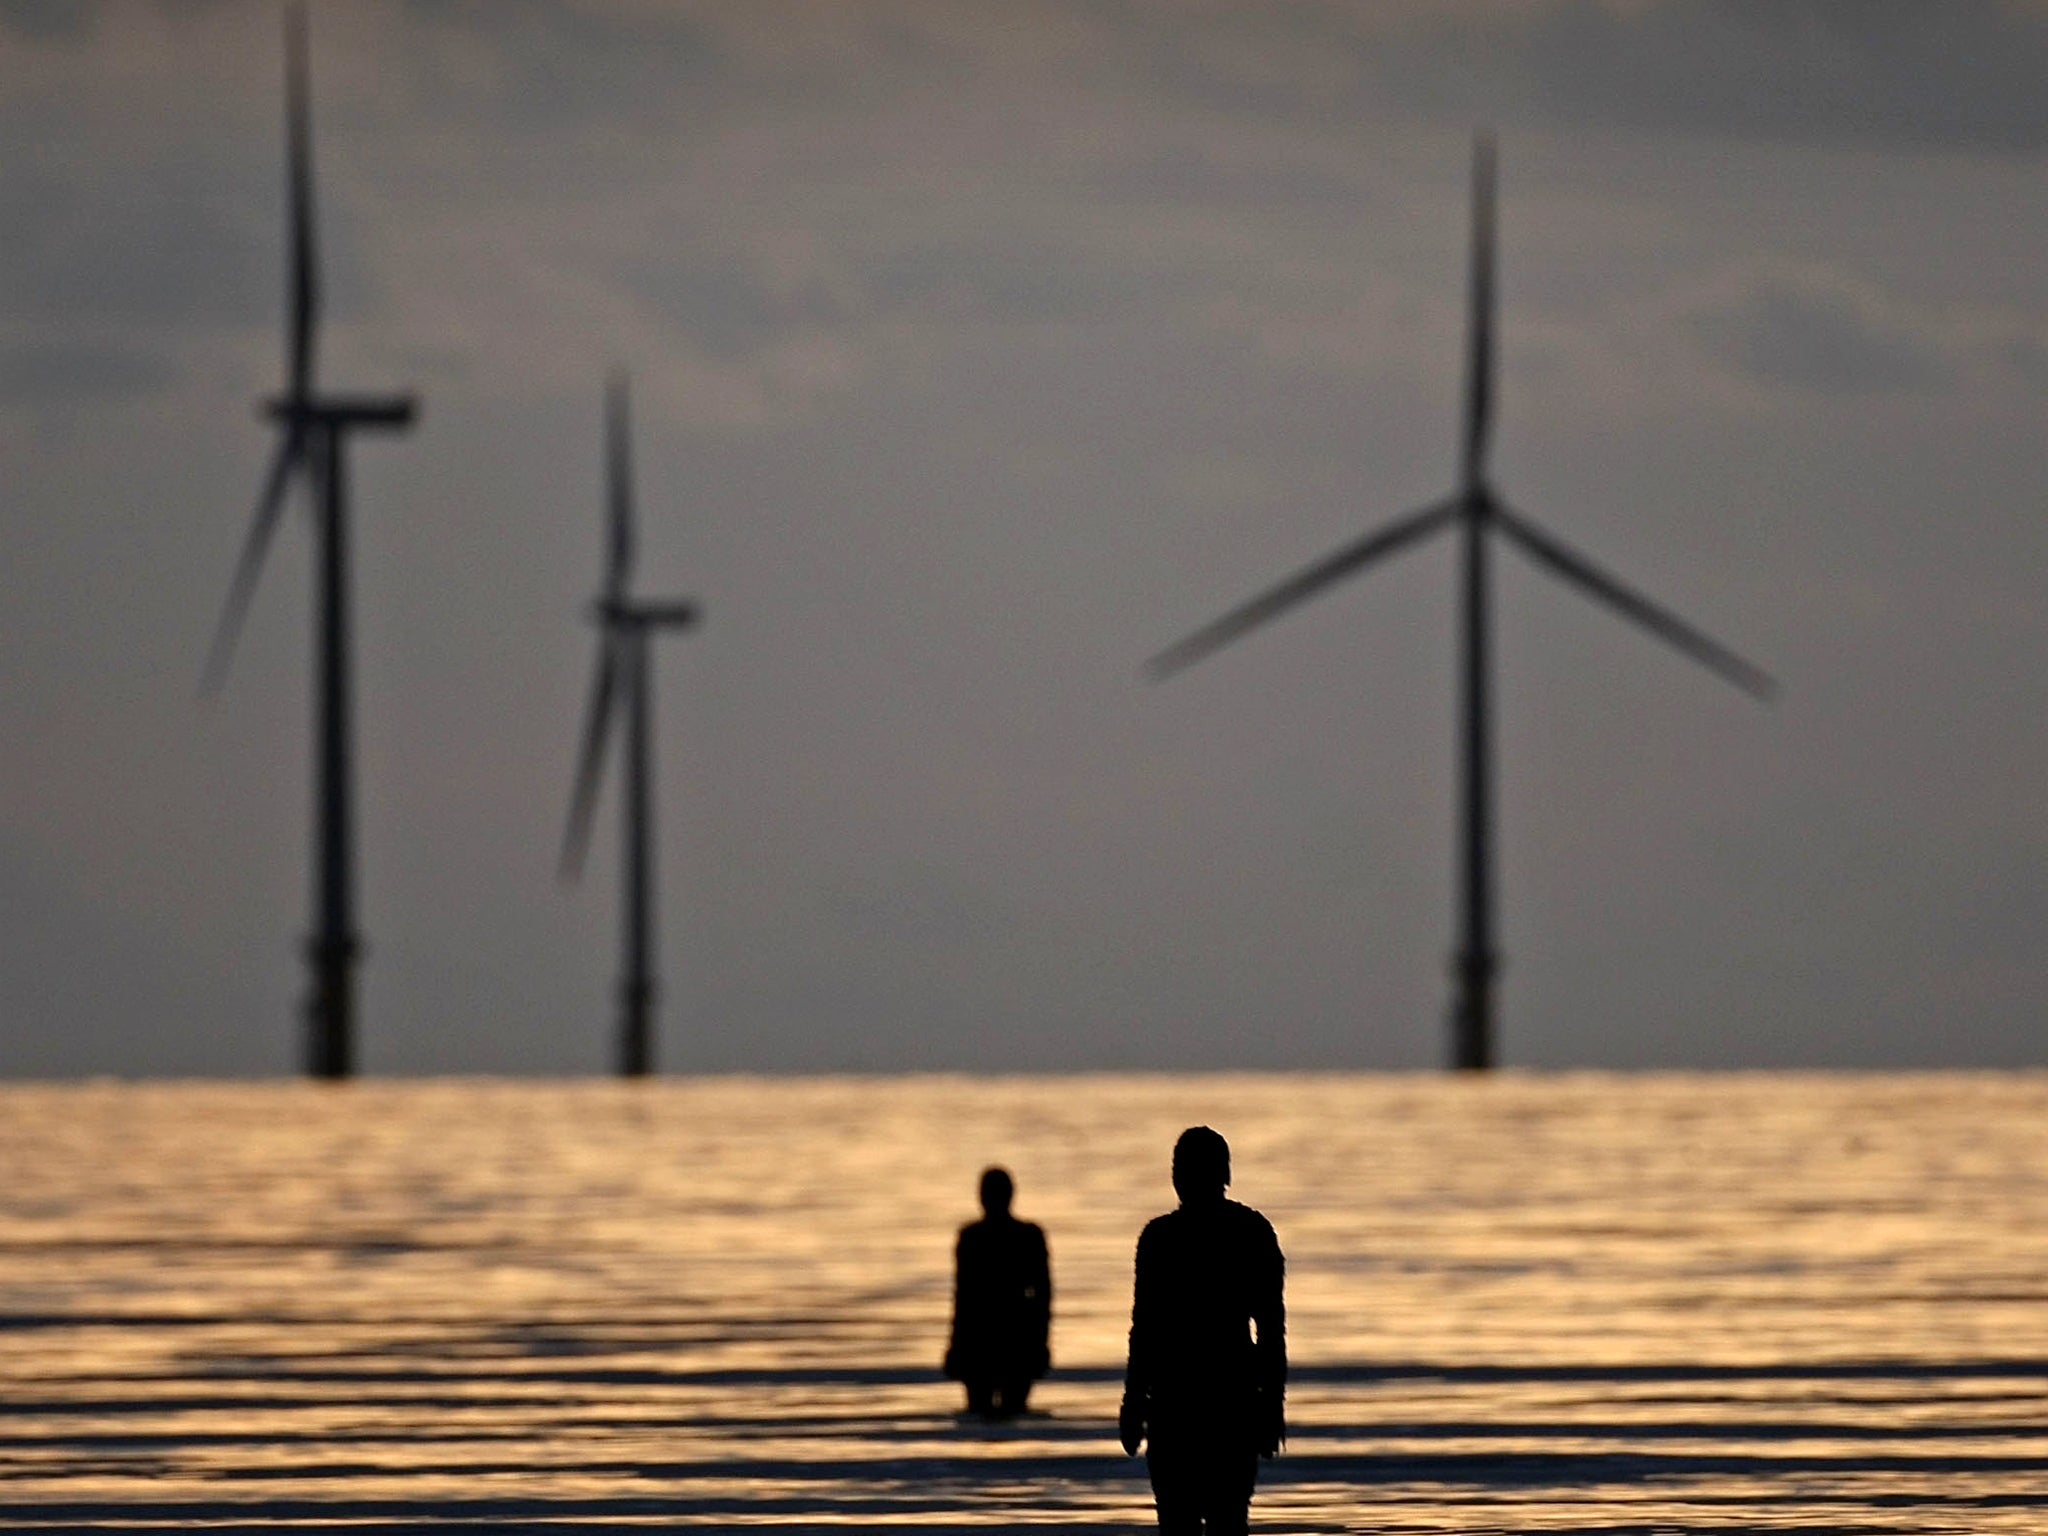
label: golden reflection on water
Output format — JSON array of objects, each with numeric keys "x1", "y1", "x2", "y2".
[{"x1": 3, "y1": 1073, "x2": 2048, "y2": 1530}]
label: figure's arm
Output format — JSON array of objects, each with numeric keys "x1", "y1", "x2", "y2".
[
  {"x1": 1253, "y1": 1225, "x2": 1287, "y2": 1454},
  {"x1": 943, "y1": 1231, "x2": 968, "y2": 1378},
  {"x1": 1119, "y1": 1228, "x2": 1153, "y2": 1455},
  {"x1": 1030, "y1": 1227, "x2": 1052, "y2": 1375}
]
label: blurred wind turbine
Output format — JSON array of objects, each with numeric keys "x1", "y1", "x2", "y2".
[
  {"x1": 560, "y1": 374, "x2": 701, "y2": 1078},
  {"x1": 1149, "y1": 134, "x2": 1774, "y2": 1071},
  {"x1": 202, "y1": 3, "x2": 417, "y2": 1080}
]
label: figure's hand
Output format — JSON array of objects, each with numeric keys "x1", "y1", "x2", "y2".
[
  {"x1": 1257, "y1": 1396, "x2": 1284, "y2": 1459},
  {"x1": 1117, "y1": 1399, "x2": 1146, "y2": 1457},
  {"x1": 942, "y1": 1346, "x2": 960, "y2": 1381}
]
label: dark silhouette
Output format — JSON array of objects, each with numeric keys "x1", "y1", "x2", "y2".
[
  {"x1": 1120, "y1": 1127, "x2": 1284, "y2": 1536},
  {"x1": 1147, "y1": 133, "x2": 1775, "y2": 1072},
  {"x1": 559, "y1": 373, "x2": 701, "y2": 1077},
  {"x1": 201, "y1": 3, "x2": 416, "y2": 1080},
  {"x1": 944, "y1": 1167, "x2": 1051, "y2": 1417}
]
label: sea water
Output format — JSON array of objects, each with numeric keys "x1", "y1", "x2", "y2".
[{"x1": 2, "y1": 1073, "x2": 2046, "y2": 1531}]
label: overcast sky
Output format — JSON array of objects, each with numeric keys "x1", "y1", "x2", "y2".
[{"x1": 3, "y1": 1, "x2": 2044, "y2": 1075}]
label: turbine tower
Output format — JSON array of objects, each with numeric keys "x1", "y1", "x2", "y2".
[
  {"x1": 561, "y1": 374, "x2": 700, "y2": 1078},
  {"x1": 203, "y1": 4, "x2": 416, "y2": 1080},
  {"x1": 1149, "y1": 134, "x2": 1774, "y2": 1071}
]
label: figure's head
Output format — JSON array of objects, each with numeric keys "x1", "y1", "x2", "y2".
[
  {"x1": 979, "y1": 1166, "x2": 1014, "y2": 1217},
  {"x1": 1171, "y1": 1125, "x2": 1230, "y2": 1203}
]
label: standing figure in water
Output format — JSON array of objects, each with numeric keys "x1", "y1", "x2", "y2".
[
  {"x1": 1119, "y1": 1126, "x2": 1285, "y2": 1535},
  {"x1": 944, "y1": 1166, "x2": 1052, "y2": 1417}
]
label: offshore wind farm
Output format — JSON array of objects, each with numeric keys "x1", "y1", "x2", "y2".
[{"x1": 9, "y1": 3, "x2": 2039, "y2": 1078}]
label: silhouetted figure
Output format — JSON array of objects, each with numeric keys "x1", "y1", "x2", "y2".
[
  {"x1": 1119, "y1": 1127, "x2": 1285, "y2": 1535},
  {"x1": 944, "y1": 1167, "x2": 1051, "y2": 1418}
]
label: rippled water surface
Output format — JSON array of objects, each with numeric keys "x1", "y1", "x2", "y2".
[{"x1": 4, "y1": 1073, "x2": 2048, "y2": 1531}]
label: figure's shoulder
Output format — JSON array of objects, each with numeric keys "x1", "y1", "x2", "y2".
[
  {"x1": 1224, "y1": 1199, "x2": 1281, "y2": 1244},
  {"x1": 1136, "y1": 1210, "x2": 1178, "y2": 1247}
]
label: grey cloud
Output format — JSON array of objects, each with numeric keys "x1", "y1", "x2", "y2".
[
  {"x1": 1510, "y1": 0, "x2": 2048, "y2": 153},
  {"x1": 1997, "y1": 336, "x2": 2048, "y2": 392},
  {"x1": 824, "y1": 862, "x2": 1007, "y2": 950},
  {"x1": 623, "y1": 231, "x2": 1184, "y2": 362},
  {"x1": 1089, "y1": 145, "x2": 1365, "y2": 212},
  {"x1": 1119, "y1": 0, "x2": 2048, "y2": 154},
  {"x1": 627, "y1": 262, "x2": 835, "y2": 359},
  {"x1": 0, "y1": 0, "x2": 97, "y2": 43},
  {"x1": 0, "y1": 338, "x2": 171, "y2": 402},
  {"x1": 0, "y1": 159, "x2": 270, "y2": 330},
  {"x1": 1691, "y1": 274, "x2": 1948, "y2": 392},
  {"x1": 1949, "y1": 838, "x2": 2048, "y2": 968},
  {"x1": 868, "y1": 240, "x2": 1158, "y2": 326},
  {"x1": 0, "y1": 840, "x2": 278, "y2": 1077},
  {"x1": 386, "y1": 2, "x2": 778, "y2": 138},
  {"x1": 0, "y1": 136, "x2": 396, "y2": 353}
]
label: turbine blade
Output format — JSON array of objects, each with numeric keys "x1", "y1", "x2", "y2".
[
  {"x1": 560, "y1": 639, "x2": 621, "y2": 879},
  {"x1": 605, "y1": 370, "x2": 633, "y2": 598},
  {"x1": 1147, "y1": 499, "x2": 1459, "y2": 680},
  {"x1": 201, "y1": 431, "x2": 303, "y2": 694},
  {"x1": 1460, "y1": 130, "x2": 1497, "y2": 489},
  {"x1": 285, "y1": 1, "x2": 318, "y2": 396},
  {"x1": 1493, "y1": 503, "x2": 1777, "y2": 700}
]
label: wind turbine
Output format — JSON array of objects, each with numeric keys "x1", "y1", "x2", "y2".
[
  {"x1": 560, "y1": 374, "x2": 701, "y2": 1078},
  {"x1": 1149, "y1": 134, "x2": 1774, "y2": 1071},
  {"x1": 202, "y1": 3, "x2": 416, "y2": 1080}
]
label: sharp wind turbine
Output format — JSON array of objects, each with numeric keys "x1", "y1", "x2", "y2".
[
  {"x1": 202, "y1": 3, "x2": 416, "y2": 1080},
  {"x1": 561, "y1": 374, "x2": 701, "y2": 1078},
  {"x1": 1149, "y1": 134, "x2": 1775, "y2": 1072}
]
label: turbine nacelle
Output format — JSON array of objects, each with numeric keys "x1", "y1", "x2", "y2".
[
  {"x1": 263, "y1": 393, "x2": 418, "y2": 431},
  {"x1": 590, "y1": 598, "x2": 701, "y2": 632}
]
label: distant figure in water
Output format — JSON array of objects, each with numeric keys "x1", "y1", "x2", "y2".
[
  {"x1": 944, "y1": 1166, "x2": 1051, "y2": 1417},
  {"x1": 1119, "y1": 1126, "x2": 1285, "y2": 1535}
]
